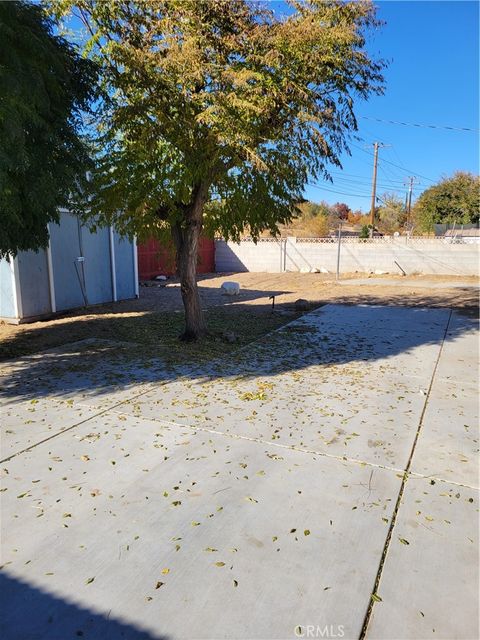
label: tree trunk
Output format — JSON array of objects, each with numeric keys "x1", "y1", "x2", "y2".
[{"x1": 172, "y1": 183, "x2": 208, "y2": 341}]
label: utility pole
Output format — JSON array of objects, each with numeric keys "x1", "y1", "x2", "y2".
[
  {"x1": 369, "y1": 142, "x2": 389, "y2": 230},
  {"x1": 404, "y1": 176, "x2": 418, "y2": 223},
  {"x1": 369, "y1": 142, "x2": 379, "y2": 228}
]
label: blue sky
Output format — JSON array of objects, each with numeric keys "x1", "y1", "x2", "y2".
[{"x1": 300, "y1": 1, "x2": 479, "y2": 211}]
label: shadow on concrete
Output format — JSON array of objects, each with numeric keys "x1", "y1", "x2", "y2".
[
  {"x1": 317, "y1": 290, "x2": 480, "y2": 314},
  {"x1": 0, "y1": 289, "x2": 478, "y2": 410},
  {"x1": 0, "y1": 572, "x2": 164, "y2": 640}
]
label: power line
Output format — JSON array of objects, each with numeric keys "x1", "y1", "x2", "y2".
[
  {"x1": 329, "y1": 170, "x2": 390, "y2": 180},
  {"x1": 308, "y1": 182, "x2": 402, "y2": 208},
  {"x1": 309, "y1": 179, "x2": 417, "y2": 202},
  {"x1": 389, "y1": 146, "x2": 412, "y2": 180},
  {"x1": 312, "y1": 180, "x2": 417, "y2": 198},
  {"x1": 350, "y1": 142, "x2": 436, "y2": 183},
  {"x1": 330, "y1": 172, "x2": 426, "y2": 187},
  {"x1": 381, "y1": 156, "x2": 436, "y2": 183},
  {"x1": 377, "y1": 160, "x2": 405, "y2": 186},
  {"x1": 328, "y1": 170, "x2": 421, "y2": 186},
  {"x1": 331, "y1": 176, "x2": 422, "y2": 190},
  {"x1": 308, "y1": 183, "x2": 372, "y2": 198},
  {"x1": 360, "y1": 115, "x2": 479, "y2": 133}
]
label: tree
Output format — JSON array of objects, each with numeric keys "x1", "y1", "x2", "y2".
[
  {"x1": 303, "y1": 214, "x2": 331, "y2": 238},
  {"x1": 291, "y1": 200, "x2": 331, "y2": 237},
  {"x1": 53, "y1": 0, "x2": 384, "y2": 339},
  {"x1": 377, "y1": 192, "x2": 405, "y2": 233},
  {"x1": 331, "y1": 202, "x2": 351, "y2": 221},
  {"x1": 0, "y1": 1, "x2": 97, "y2": 259},
  {"x1": 359, "y1": 224, "x2": 370, "y2": 239},
  {"x1": 347, "y1": 209, "x2": 363, "y2": 224},
  {"x1": 413, "y1": 172, "x2": 480, "y2": 232},
  {"x1": 295, "y1": 200, "x2": 331, "y2": 221}
]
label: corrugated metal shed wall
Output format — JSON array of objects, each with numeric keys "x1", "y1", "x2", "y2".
[
  {"x1": 114, "y1": 233, "x2": 137, "y2": 301},
  {"x1": 0, "y1": 259, "x2": 15, "y2": 318},
  {"x1": 49, "y1": 213, "x2": 85, "y2": 311},
  {"x1": 0, "y1": 211, "x2": 137, "y2": 321},
  {"x1": 16, "y1": 250, "x2": 51, "y2": 317},
  {"x1": 81, "y1": 225, "x2": 112, "y2": 306}
]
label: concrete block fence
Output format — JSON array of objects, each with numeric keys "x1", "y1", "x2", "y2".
[{"x1": 215, "y1": 237, "x2": 480, "y2": 276}]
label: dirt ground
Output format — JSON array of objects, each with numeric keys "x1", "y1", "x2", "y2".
[
  {"x1": 196, "y1": 271, "x2": 480, "y2": 310},
  {"x1": 1, "y1": 272, "x2": 478, "y2": 361}
]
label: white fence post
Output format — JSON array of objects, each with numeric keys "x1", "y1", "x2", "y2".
[{"x1": 336, "y1": 224, "x2": 342, "y2": 281}]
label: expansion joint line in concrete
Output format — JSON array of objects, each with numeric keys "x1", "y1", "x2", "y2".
[
  {"x1": 0, "y1": 383, "x2": 161, "y2": 464},
  {"x1": 108, "y1": 408, "x2": 480, "y2": 489},
  {"x1": 0, "y1": 309, "x2": 314, "y2": 464},
  {"x1": 112, "y1": 410, "x2": 407, "y2": 475},
  {"x1": 139, "y1": 409, "x2": 480, "y2": 489},
  {"x1": 359, "y1": 308, "x2": 454, "y2": 640},
  {"x1": 407, "y1": 472, "x2": 479, "y2": 491}
]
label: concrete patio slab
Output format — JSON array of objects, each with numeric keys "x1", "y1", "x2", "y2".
[
  {"x1": 338, "y1": 278, "x2": 479, "y2": 290},
  {"x1": 411, "y1": 379, "x2": 479, "y2": 488},
  {"x1": 221, "y1": 305, "x2": 450, "y2": 383},
  {"x1": 1, "y1": 411, "x2": 401, "y2": 640},
  {"x1": 1, "y1": 303, "x2": 478, "y2": 640},
  {"x1": 116, "y1": 369, "x2": 428, "y2": 470},
  {"x1": 1, "y1": 397, "x2": 101, "y2": 460},
  {"x1": 0, "y1": 350, "x2": 196, "y2": 427},
  {"x1": 435, "y1": 315, "x2": 479, "y2": 385},
  {"x1": 302, "y1": 304, "x2": 450, "y2": 335},
  {"x1": 445, "y1": 311, "x2": 480, "y2": 333},
  {"x1": 112, "y1": 304, "x2": 452, "y2": 469},
  {"x1": 1, "y1": 305, "x2": 450, "y2": 464},
  {"x1": 365, "y1": 476, "x2": 479, "y2": 640},
  {"x1": 268, "y1": 326, "x2": 445, "y2": 381}
]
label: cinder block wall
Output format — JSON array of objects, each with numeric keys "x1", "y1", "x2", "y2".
[
  {"x1": 215, "y1": 238, "x2": 480, "y2": 276},
  {"x1": 215, "y1": 239, "x2": 284, "y2": 273}
]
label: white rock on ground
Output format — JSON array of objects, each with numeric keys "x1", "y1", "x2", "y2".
[{"x1": 221, "y1": 281, "x2": 240, "y2": 295}]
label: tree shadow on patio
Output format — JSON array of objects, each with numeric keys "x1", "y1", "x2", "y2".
[{"x1": 0, "y1": 571, "x2": 166, "y2": 640}]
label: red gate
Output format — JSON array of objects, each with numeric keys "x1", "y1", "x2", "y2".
[{"x1": 137, "y1": 237, "x2": 215, "y2": 280}]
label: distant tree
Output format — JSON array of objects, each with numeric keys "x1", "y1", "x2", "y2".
[
  {"x1": 377, "y1": 193, "x2": 406, "y2": 233},
  {"x1": 53, "y1": 0, "x2": 384, "y2": 340},
  {"x1": 283, "y1": 200, "x2": 331, "y2": 237},
  {"x1": 313, "y1": 202, "x2": 333, "y2": 219},
  {"x1": 359, "y1": 224, "x2": 370, "y2": 239},
  {"x1": 348, "y1": 209, "x2": 363, "y2": 224},
  {"x1": 331, "y1": 202, "x2": 351, "y2": 221},
  {"x1": 295, "y1": 201, "x2": 315, "y2": 220},
  {"x1": 295, "y1": 200, "x2": 331, "y2": 220},
  {"x1": 0, "y1": 1, "x2": 97, "y2": 259},
  {"x1": 302, "y1": 213, "x2": 330, "y2": 238},
  {"x1": 413, "y1": 172, "x2": 480, "y2": 232}
]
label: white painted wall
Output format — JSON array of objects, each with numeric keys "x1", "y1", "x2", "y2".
[{"x1": 215, "y1": 237, "x2": 480, "y2": 276}]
